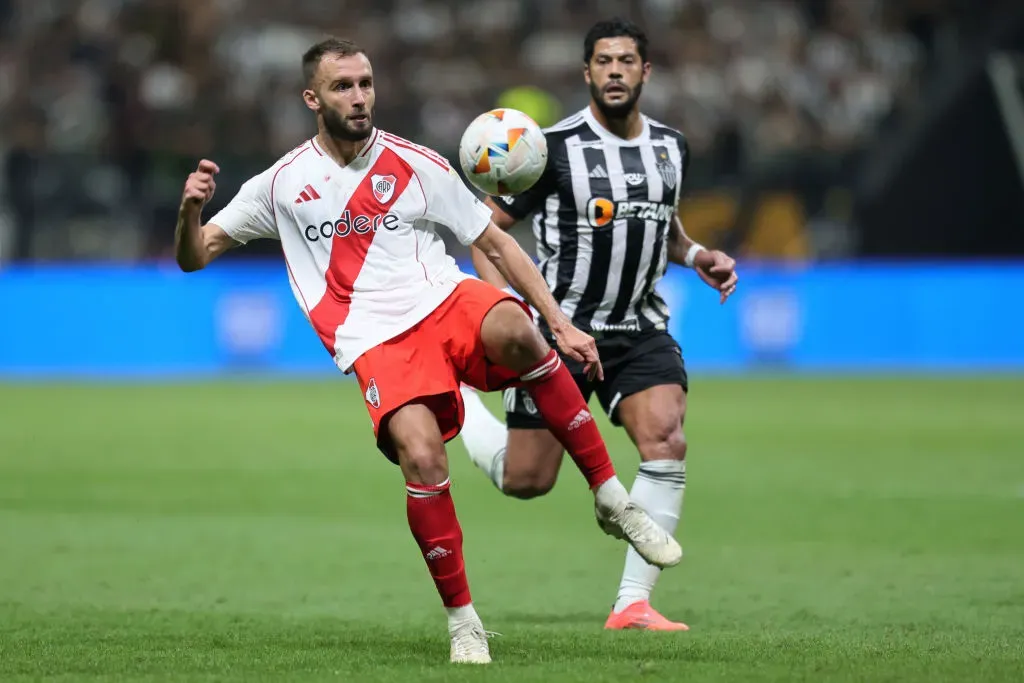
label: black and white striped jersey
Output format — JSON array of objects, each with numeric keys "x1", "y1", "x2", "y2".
[{"x1": 496, "y1": 106, "x2": 689, "y2": 335}]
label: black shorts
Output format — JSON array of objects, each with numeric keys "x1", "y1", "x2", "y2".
[{"x1": 504, "y1": 330, "x2": 688, "y2": 429}]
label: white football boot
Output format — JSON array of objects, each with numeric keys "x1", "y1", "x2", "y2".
[
  {"x1": 449, "y1": 617, "x2": 492, "y2": 664},
  {"x1": 595, "y1": 497, "x2": 682, "y2": 569}
]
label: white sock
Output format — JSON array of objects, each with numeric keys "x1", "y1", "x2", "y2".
[
  {"x1": 593, "y1": 475, "x2": 630, "y2": 512},
  {"x1": 446, "y1": 603, "x2": 480, "y2": 628},
  {"x1": 458, "y1": 385, "x2": 508, "y2": 491},
  {"x1": 613, "y1": 459, "x2": 686, "y2": 613}
]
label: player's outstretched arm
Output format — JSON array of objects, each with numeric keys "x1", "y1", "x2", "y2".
[
  {"x1": 474, "y1": 223, "x2": 603, "y2": 380},
  {"x1": 667, "y1": 214, "x2": 739, "y2": 304},
  {"x1": 468, "y1": 196, "x2": 520, "y2": 289},
  {"x1": 175, "y1": 159, "x2": 239, "y2": 272}
]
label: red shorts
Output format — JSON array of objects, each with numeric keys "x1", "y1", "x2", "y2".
[{"x1": 352, "y1": 278, "x2": 530, "y2": 460}]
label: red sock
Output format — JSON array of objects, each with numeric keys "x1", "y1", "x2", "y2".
[
  {"x1": 406, "y1": 479, "x2": 471, "y2": 608},
  {"x1": 521, "y1": 350, "x2": 616, "y2": 489}
]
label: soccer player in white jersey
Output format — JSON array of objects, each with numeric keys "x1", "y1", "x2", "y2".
[
  {"x1": 459, "y1": 18, "x2": 739, "y2": 631},
  {"x1": 173, "y1": 38, "x2": 682, "y2": 665}
]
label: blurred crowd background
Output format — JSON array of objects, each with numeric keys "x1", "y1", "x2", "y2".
[{"x1": 1, "y1": 0, "x2": 1022, "y2": 263}]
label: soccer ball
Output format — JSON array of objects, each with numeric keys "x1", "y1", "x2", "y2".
[{"x1": 458, "y1": 108, "x2": 548, "y2": 196}]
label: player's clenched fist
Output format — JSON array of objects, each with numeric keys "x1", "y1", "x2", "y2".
[{"x1": 181, "y1": 159, "x2": 221, "y2": 208}]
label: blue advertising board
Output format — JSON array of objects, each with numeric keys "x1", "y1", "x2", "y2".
[{"x1": 1, "y1": 260, "x2": 1022, "y2": 378}]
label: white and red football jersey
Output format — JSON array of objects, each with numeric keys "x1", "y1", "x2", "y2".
[{"x1": 208, "y1": 129, "x2": 492, "y2": 372}]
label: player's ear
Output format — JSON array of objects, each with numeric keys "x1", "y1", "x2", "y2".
[
  {"x1": 302, "y1": 88, "x2": 320, "y2": 112},
  {"x1": 583, "y1": 63, "x2": 592, "y2": 85},
  {"x1": 642, "y1": 61, "x2": 652, "y2": 83}
]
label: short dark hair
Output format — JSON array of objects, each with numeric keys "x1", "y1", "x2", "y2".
[
  {"x1": 302, "y1": 38, "x2": 365, "y2": 85},
  {"x1": 583, "y1": 18, "x2": 648, "y2": 64}
]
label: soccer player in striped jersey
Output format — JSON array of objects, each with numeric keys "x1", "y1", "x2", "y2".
[{"x1": 460, "y1": 18, "x2": 739, "y2": 631}]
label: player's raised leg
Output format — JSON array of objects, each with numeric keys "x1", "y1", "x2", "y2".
[
  {"x1": 477, "y1": 300, "x2": 682, "y2": 569},
  {"x1": 385, "y1": 401, "x2": 492, "y2": 664},
  {"x1": 460, "y1": 386, "x2": 564, "y2": 498},
  {"x1": 458, "y1": 385, "x2": 515, "y2": 489},
  {"x1": 605, "y1": 383, "x2": 689, "y2": 631}
]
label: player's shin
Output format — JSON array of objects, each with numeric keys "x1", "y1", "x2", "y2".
[
  {"x1": 519, "y1": 350, "x2": 620, "y2": 493},
  {"x1": 518, "y1": 353, "x2": 682, "y2": 568},
  {"x1": 405, "y1": 479, "x2": 473, "y2": 611},
  {"x1": 406, "y1": 479, "x2": 490, "y2": 662},
  {"x1": 458, "y1": 386, "x2": 508, "y2": 491},
  {"x1": 614, "y1": 460, "x2": 686, "y2": 612}
]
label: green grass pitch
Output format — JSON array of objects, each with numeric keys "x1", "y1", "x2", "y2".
[{"x1": 0, "y1": 376, "x2": 1022, "y2": 682}]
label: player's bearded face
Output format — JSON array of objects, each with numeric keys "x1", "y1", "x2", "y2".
[
  {"x1": 311, "y1": 53, "x2": 375, "y2": 142},
  {"x1": 589, "y1": 78, "x2": 643, "y2": 119},
  {"x1": 322, "y1": 101, "x2": 373, "y2": 141},
  {"x1": 587, "y1": 37, "x2": 648, "y2": 119}
]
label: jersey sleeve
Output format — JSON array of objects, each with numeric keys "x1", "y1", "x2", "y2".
[
  {"x1": 419, "y1": 161, "x2": 493, "y2": 246},
  {"x1": 680, "y1": 134, "x2": 691, "y2": 184},
  {"x1": 207, "y1": 169, "x2": 278, "y2": 244},
  {"x1": 492, "y1": 135, "x2": 558, "y2": 221}
]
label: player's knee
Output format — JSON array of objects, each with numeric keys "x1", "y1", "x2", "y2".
[
  {"x1": 503, "y1": 471, "x2": 556, "y2": 499},
  {"x1": 390, "y1": 414, "x2": 449, "y2": 485},
  {"x1": 397, "y1": 444, "x2": 449, "y2": 484},
  {"x1": 484, "y1": 303, "x2": 548, "y2": 371},
  {"x1": 506, "y1": 323, "x2": 547, "y2": 365}
]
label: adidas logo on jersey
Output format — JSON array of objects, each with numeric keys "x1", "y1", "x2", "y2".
[
  {"x1": 567, "y1": 409, "x2": 593, "y2": 431},
  {"x1": 589, "y1": 164, "x2": 609, "y2": 179},
  {"x1": 294, "y1": 184, "x2": 321, "y2": 204},
  {"x1": 425, "y1": 546, "x2": 451, "y2": 560}
]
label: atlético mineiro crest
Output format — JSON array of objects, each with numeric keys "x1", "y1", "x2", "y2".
[
  {"x1": 371, "y1": 174, "x2": 397, "y2": 204},
  {"x1": 656, "y1": 152, "x2": 677, "y2": 190},
  {"x1": 365, "y1": 378, "x2": 381, "y2": 409}
]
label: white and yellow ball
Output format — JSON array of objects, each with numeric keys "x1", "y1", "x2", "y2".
[{"x1": 458, "y1": 108, "x2": 548, "y2": 196}]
